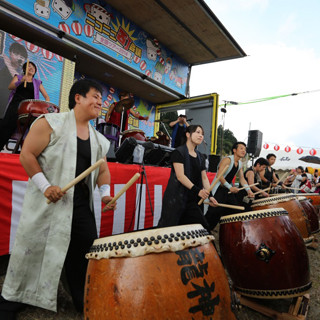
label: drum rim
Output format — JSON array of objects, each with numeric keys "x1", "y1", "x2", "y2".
[
  {"x1": 234, "y1": 282, "x2": 312, "y2": 299},
  {"x1": 220, "y1": 208, "x2": 288, "y2": 224},
  {"x1": 18, "y1": 99, "x2": 59, "y2": 109},
  {"x1": 251, "y1": 194, "x2": 297, "y2": 207},
  {"x1": 86, "y1": 224, "x2": 214, "y2": 260},
  {"x1": 252, "y1": 194, "x2": 296, "y2": 204}
]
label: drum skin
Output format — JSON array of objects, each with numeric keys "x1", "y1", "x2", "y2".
[
  {"x1": 297, "y1": 197, "x2": 319, "y2": 234},
  {"x1": 251, "y1": 194, "x2": 311, "y2": 240},
  {"x1": 122, "y1": 129, "x2": 146, "y2": 142},
  {"x1": 85, "y1": 225, "x2": 236, "y2": 320},
  {"x1": 18, "y1": 99, "x2": 59, "y2": 123},
  {"x1": 219, "y1": 208, "x2": 311, "y2": 299}
]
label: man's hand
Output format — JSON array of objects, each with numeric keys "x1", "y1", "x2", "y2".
[
  {"x1": 208, "y1": 196, "x2": 218, "y2": 207},
  {"x1": 198, "y1": 189, "x2": 210, "y2": 200},
  {"x1": 102, "y1": 196, "x2": 116, "y2": 211},
  {"x1": 229, "y1": 186, "x2": 239, "y2": 193},
  {"x1": 44, "y1": 186, "x2": 65, "y2": 203},
  {"x1": 247, "y1": 190, "x2": 254, "y2": 198}
]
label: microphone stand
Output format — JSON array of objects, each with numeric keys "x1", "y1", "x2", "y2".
[{"x1": 136, "y1": 157, "x2": 154, "y2": 230}]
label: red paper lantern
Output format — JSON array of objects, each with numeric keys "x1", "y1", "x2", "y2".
[
  {"x1": 71, "y1": 21, "x2": 82, "y2": 36},
  {"x1": 284, "y1": 146, "x2": 291, "y2": 153},
  {"x1": 9, "y1": 34, "x2": 22, "y2": 42},
  {"x1": 309, "y1": 148, "x2": 317, "y2": 156},
  {"x1": 107, "y1": 94, "x2": 113, "y2": 101},
  {"x1": 140, "y1": 60, "x2": 146, "y2": 71},
  {"x1": 297, "y1": 147, "x2": 303, "y2": 155},
  {"x1": 25, "y1": 42, "x2": 39, "y2": 53},
  {"x1": 42, "y1": 49, "x2": 53, "y2": 60},
  {"x1": 109, "y1": 87, "x2": 115, "y2": 94},
  {"x1": 84, "y1": 24, "x2": 94, "y2": 37},
  {"x1": 274, "y1": 144, "x2": 280, "y2": 151},
  {"x1": 263, "y1": 143, "x2": 269, "y2": 149},
  {"x1": 133, "y1": 55, "x2": 141, "y2": 64},
  {"x1": 145, "y1": 70, "x2": 152, "y2": 77},
  {"x1": 58, "y1": 22, "x2": 71, "y2": 34}
]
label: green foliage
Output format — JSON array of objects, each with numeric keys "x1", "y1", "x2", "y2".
[{"x1": 216, "y1": 125, "x2": 237, "y2": 155}]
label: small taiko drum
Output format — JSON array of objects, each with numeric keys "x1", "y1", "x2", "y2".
[
  {"x1": 18, "y1": 99, "x2": 59, "y2": 124},
  {"x1": 85, "y1": 225, "x2": 237, "y2": 320},
  {"x1": 121, "y1": 129, "x2": 146, "y2": 143},
  {"x1": 251, "y1": 194, "x2": 311, "y2": 242},
  {"x1": 219, "y1": 208, "x2": 311, "y2": 299},
  {"x1": 296, "y1": 196, "x2": 319, "y2": 234},
  {"x1": 302, "y1": 193, "x2": 320, "y2": 213}
]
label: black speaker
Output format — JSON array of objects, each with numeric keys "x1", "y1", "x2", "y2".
[
  {"x1": 115, "y1": 137, "x2": 137, "y2": 163},
  {"x1": 208, "y1": 155, "x2": 221, "y2": 172},
  {"x1": 247, "y1": 130, "x2": 263, "y2": 157}
]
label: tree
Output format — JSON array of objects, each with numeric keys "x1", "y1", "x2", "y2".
[{"x1": 216, "y1": 125, "x2": 237, "y2": 156}]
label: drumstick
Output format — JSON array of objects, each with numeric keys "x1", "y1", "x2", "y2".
[
  {"x1": 283, "y1": 185, "x2": 301, "y2": 191},
  {"x1": 275, "y1": 171, "x2": 290, "y2": 186},
  {"x1": 228, "y1": 182, "x2": 259, "y2": 194},
  {"x1": 102, "y1": 173, "x2": 140, "y2": 212},
  {"x1": 198, "y1": 165, "x2": 229, "y2": 205},
  {"x1": 47, "y1": 158, "x2": 105, "y2": 204},
  {"x1": 252, "y1": 187, "x2": 270, "y2": 196},
  {"x1": 204, "y1": 201, "x2": 245, "y2": 210},
  {"x1": 24, "y1": 59, "x2": 29, "y2": 88},
  {"x1": 147, "y1": 106, "x2": 154, "y2": 118}
]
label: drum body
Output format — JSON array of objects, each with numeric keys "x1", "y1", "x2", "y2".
[
  {"x1": 18, "y1": 99, "x2": 59, "y2": 123},
  {"x1": 153, "y1": 132, "x2": 170, "y2": 146},
  {"x1": 251, "y1": 194, "x2": 311, "y2": 241},
  {"x1": 121, "y1": 129, "x2": 146, "y2": 142},
  {"x1": 219, "y1": 208, "x2": 311, "y2": 299},
  {"x1": 297, "y1": 196, "x2": 319, "y2": 234},
  {"x1": 302, "y1": 193, "x2": 320, "y2": 213},
  {"x1": 85, "y1": 225, "x2": 236, "y2": 320}
]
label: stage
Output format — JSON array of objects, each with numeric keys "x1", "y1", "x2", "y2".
[{"x1": 0, "y1": 153, "x2": 216, "y2": 256}]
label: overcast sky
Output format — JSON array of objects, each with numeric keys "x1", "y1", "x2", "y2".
[{"x1": 190, "y1": 0, "x2": 320, "y2": 151}]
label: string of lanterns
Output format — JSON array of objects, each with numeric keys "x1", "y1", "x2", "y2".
[{"x1": 263, "y1": 143, "x2": 318, "y2": 156}]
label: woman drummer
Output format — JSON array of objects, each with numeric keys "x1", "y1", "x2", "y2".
[
  {"x1": 0, "y1": 61, "x2": 50, "y2": 151},
  {"x1": 157, "y1": 125, "x2": 217, "y2": 231}
]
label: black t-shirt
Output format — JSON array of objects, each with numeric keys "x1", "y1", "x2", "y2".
[
  {"x1": 74, "y1": 137, "x2": 91, "y2": 207},
  {"x1": 171, "y1": 149, "x2": 206, "y2": 202},
  {"x1": 174, "y1": 125, "x2": 186, "y2": 148}
]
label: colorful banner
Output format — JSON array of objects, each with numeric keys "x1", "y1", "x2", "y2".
[
  {"x1": 5, "y1": 0, "x2": 189, "y2": 95},
  {"x1": 0, "y1": 30, "x2": 65, "y2": 118},
  {"x1": 0, "y1": 154, "x2": 216, "y2": 256}
]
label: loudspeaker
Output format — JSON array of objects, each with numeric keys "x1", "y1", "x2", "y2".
[
  {"x1": 208, "y1": 155, "x2": 220, "y2": 173},
  {"x1": 247, "y1": 130, "x2": 263, "y2": 157},
  {"x1": 115, "y1": 137, "x2": 137, "y2": 163}
]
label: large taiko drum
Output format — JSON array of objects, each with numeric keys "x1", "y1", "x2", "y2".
[
  {"x1": 251, "y1": 194, "x2": 312, "y2": 242},
  {"x1": 302, "y1": 193, "x2": 320, "y2": 213},
  {"x1": 219, "y1": 208, "x2": 311, "y2": 299},
  {"x1": 18, "y1": 99, "x2": 59, "y2": 123},
  {"x1": 85, "y1": 225, "x2": 237, "y2": 320},
  {"x1": 297, "y1": 196, "x2": 320, "y2": 234},
  {"x1": 121, "y1": 129, "x2": 146, "y2": 143}
]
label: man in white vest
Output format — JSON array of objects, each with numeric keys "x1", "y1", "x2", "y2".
[{"x1": 0, "y1": 79, "x2": 116, "y2": 319}]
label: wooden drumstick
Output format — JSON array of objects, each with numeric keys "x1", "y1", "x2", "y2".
[
  {"x1": 102, "y1": 173, "x2": 140, "y2": 212},
  {"x1": 283, "y1": 185, "x2": 301, "y2": 191},
  {"x1": 147, "y1": 106, "x2": 154, "y2": 118},
  {"x1": 228, "y1": 182, "x2": 259, "y2": 194},
  {"x1": 275, "y1": 171, "x2": 290, "y2": 186},
  {"x1": 252, "y1": 187, "x2": 270, "y2": 196},
  {"x1": 204, "y1": 202, "x2": 245, "y2": 210},
  {"x1": 198, "y1": 165, "x2": 229, "y2": 205},
  {"x1": 24, "y1": 59, "x2": 29, "y2": 88},
  {"x1": 47, "y1": 158, "x2": 105, "y2": 204}
]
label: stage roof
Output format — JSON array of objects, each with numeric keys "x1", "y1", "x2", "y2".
[{"x1": 105, "y1": 0, "x2": 246, "y2": 65}]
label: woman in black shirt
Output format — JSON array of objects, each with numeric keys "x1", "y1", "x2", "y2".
[{"x1": 157, "y1": 125, "x2": 217, "y2": 231}]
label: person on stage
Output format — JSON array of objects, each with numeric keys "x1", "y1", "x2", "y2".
[
  {"x1": 157, "y1": 125, "x2": 217, "y2": 232},
  {"x1": 0, "y1": 61, "x2": 50, "y2": 152},
  {"x1": 237, "y1": 157, "x2": 270, "y2": 209},
  {"x1": 260, "y1": 153, "x2": 281, "y2": 188},
  {"x1": 105, "y1": 91, "x2": 149, "y2": 132},
  {"x1": 169, "y1": 114, "x2": 189, "y2": 148},
  {"x1": 0, "y1": 79, "x2": 116, "y2": 319},
  {"x1": 205, "y1": 142, "x2": 254, "y2": 231}
]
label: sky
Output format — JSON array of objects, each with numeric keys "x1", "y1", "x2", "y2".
[{"x1": 190, "y1": 0, "x2": 320, "y2": 151}]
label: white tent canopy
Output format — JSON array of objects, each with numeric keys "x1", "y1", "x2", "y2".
[{"x1": 256, "y1": 149, "x2": 320, "y2": 170}]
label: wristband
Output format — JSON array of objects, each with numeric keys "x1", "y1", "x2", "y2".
[
  {"x1": 243, "y1": 183, "x2": 250, "y2": 191},
  {"x1": 31, "y1": 172, "x2": 51, "y2": 194},
  {"x1": 99, "y1": 184, "x2": 111, "y2": 198},
  {"x1": 191, "y1": 185, "x2": 201, "y2": 196},
  {"x1": 223, "y1": 181, "x2": 232, "y2": 190}
]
